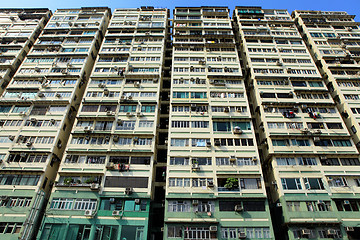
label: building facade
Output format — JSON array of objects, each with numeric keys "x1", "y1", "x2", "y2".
[
  {"x1": 0, "y1": 7, "x2": 110, "y2": 240},
  {"x1": 0, "y1": 5, "x2": 358, "y2": 240},
  {"x1": 292, "y1": 10, "x2": 360, "y2": 240},
  {"x1": 37, "y1": 7, "x2": 168, "y2": 240},
  {"x1": 234, "y1": 6, "x2": 360, "y2": 240},
  {"x1": 0, "y1": 8, "x2": 52, "y2": 240},
  {"x1": 163, "y1": 6, "x2": 274, "y2": 240},
  {"x1": 0, "y1": 9, "x2": 50, "y2": 95}
]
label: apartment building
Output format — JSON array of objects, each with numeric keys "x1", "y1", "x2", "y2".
[
  {"x1": 0, "y1": 9, "x2": 50, "y2": 96},
  {"x1": 37, "y1": 7, "x2": 168, "y2": 240},
  {"x1": 0, "y1": 7, "x2": 109, "y2": 240},
  {"x1": 291, "y1": 10, "x2": 360, "y2": 240},
  {"x1": 234, "y1": 6, "x2": 360, "y2": 240},
  {"x1": 163, "y1": 7, "x2": 274, "y2": 240}
]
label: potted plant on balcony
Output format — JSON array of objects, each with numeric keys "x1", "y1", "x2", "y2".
[
  {"x1": 63, "y1": 177, "x2": 73, "y2": 185},
  {"x1": 224, "y1": 177, "x2": 239, "y2": 190},
  {"x1": 84, "y1": 176, "x2": 96, "y2": 184}
]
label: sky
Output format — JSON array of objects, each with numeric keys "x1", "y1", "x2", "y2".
[{"x1": 0, "y1": 0, "x2": 359, "y2": 20}]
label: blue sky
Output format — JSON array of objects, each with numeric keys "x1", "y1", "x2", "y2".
[{"x1": 1, "y1": 0, "x2": 359, "y2": 20}]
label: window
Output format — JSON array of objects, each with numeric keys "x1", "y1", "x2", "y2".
[
  {"x1": 0, "y1": 174, "x2": 40, "y2": 186},
  {"x1": 170, "y1": 138, "x2": 189, "y2": 147},
  {"x1": 170, "y1": 157, "x2": 189, "y2": 165},
  {"x1": 329, "y1": 177, "x2": 348, "y2": 187},
  {"x1": 286, "y1": 201, "x2": 300, "y2": 212},
  {"x1": 276, "y1": 157, "x2": 296, "y2": 166},
  {"x1": 340, "y1": 158, "x2": 360, "y2": 166},
  {"x1": 168, "y1": 226, "x2": 182, "y2": 238},
  {"x1": 221, "y1": 227, "x2": 270, "y2": 239},
  {"x1": 298, "y1": 157, "x2": 317, "y2": 165},
  {"x1": 240, "y1": 178, "x2": 261, "y2": 189},
  {"x1": 281, "y1": 178, "x2": 302, "y2": 190},
  {"x1": 139, "y1": 120, "x2": 153, "y2": 128},
  {"x1": 303, "y1": 178, "x2": 325, "y2": 190},
  {"x1": 306, "y1": 201, "x2": 332, "y2": 211},
  {"x1": 168, "y1": 200, "x2": 191, "y2": 212}
]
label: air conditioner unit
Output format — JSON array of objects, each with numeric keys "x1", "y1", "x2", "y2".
[
  {"x1": 103, "y1": 89, "x2": 109, "y2": 95},
  {"x1": 233, "y1": 127, "x2": 243, "y2": 134},
  {"x1": 215, "y1": 140, "x2": 221, "y2": 146},
  {"x1": 98, "y1": 83, "x2": 106, "y2": 88},
  {"x1": 41, "y1": 82, "x2": 49, "y2": 88},
  {"x1": 344, "y1": 200, "x2": 350, "y2": 205},
  {"x1": 313, "y1": 137, "x2": 320, "y2": 142},
  {"x1": 19, "y1": 111, "x2": 27, "y2": 116},
  {"x1": 238, "y1": 230, "x2": 246, "y2": 239},
  {"x1": 302, "y1": 229, "x2": 311, "y2": 235},
  {"x1": 224, "y1": 107, "x2": 230, "y2": 113},
  {"x1": 327, "y1": 229, "x2": 336, "y2": 235},
  {"x1": 34, "y1": 67, "x2": 41, "y2": 72},
  {"x1": 252, "y1": 156, "x2": 258, "y2": 162},
  {"x1": 235, "y1": 205, "x2": 243, "y2": 212},
  {"x1": 0, "y1": 196, "x2": 9, "y2": 201},
  {"x1": 90, "y1": 183, "x2": 99, "y2": 190},
  {"x1": 301, "y1": 128, "x2": 310, "y2": 134},
  {"x1": 317, "y1": 200, "x2": 324, "y2": 204},
  {"x1": 107, "y1": 111, "x2": 115, "y2": 116},
  {"x1": 133, "y1": 137, "x2": 139, "y2": 142},
  {"x1": 126, "y1": 112, "x2": 134, "y2": 117},
  {"x1": 106, "y1": 162, "x2": 114, "y2": 169},
  {"x1": 112, "y1": 210, "x2": 121, "y2": 216},
  {"x1": 136, "y1": 112, "x2": 144, "y2": 117},
  {"x1": 207, "y1": 180, "x2": 214, "y2": 187},
  {"x1": 191, "y1": 163, "x2": 200, "y2": 171},
  {"x1": 209, "y1": 226, "x2": 217, "y2": 232},
  {"x1": 84, "y1": 126, "x2": 93, "y2": 132},
  {"x1": 26, "y1": 141, "x2": 33, "y2": 147},
  {"x1": 127, "y1": 96, "x2": 133, "y2": 100},
  {"x1": 346, "y1": 227, "x2": 354, "y2": 232},
  {"x1": 56, "y1": 93, "x2": 62, "y2": 98},
  {"x1": 135, "y1": 199, "x2": 141, "y2": 205},
  {"x1": 113, "y1": 135, "x2": 119, "y2": 142},
  {"x1": 230, "y1": 156, "x2": 237, "y2": 162},
  {"x1": 125, "y1": 187, "x2": 133, "y2": 195},
  {"x1": 37, "y1": 92, "x2": 45, "y2": 97},
  {"x1": 153, "y1": 78, "x2": 158, "y2": 83},
  {"x1": 206, "y1": 141, "x2": 211, "y2": 147},
  {"x1": 134, "y1": 82, "x2": 140, "y2": 87},
  {"x1": 84, "y1": 210, "x2": 94, "y2": 217},
  {"x1": 8, "y1": 135, "x2": 15, "y2": 141},
  {"x1": 276, "y1": 203, "x2": 282, "y2": 207},
  {"x1": 276, "y1": 60, "x2": 283, "y2": 66}
]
